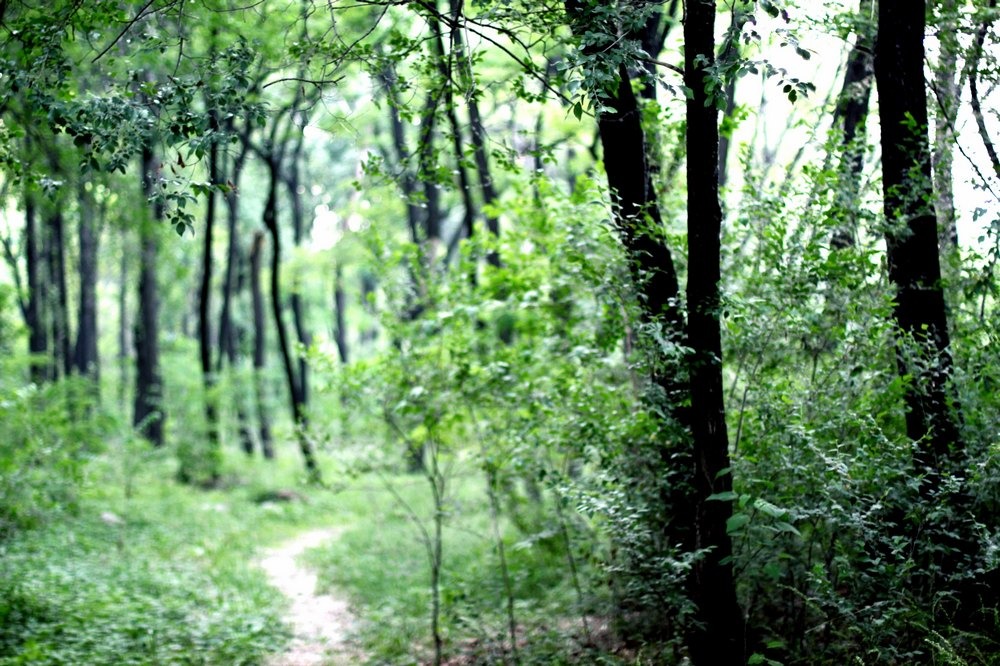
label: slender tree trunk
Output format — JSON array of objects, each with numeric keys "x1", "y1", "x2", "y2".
[
  {"x1": 449, "y1": 0, "x2": 501, "y2": 266},
  {"x1": 218, "y1": 130, "x2": 254, "y2": 456},
  {"x1": 135, "y1": 146, "x2": 165, "y2": 446},
  {"x1": 564, "y1": 0, "x2": 696, "y2": 636},
  {"x1": 830, "y1": 0, "x2": 876, "y2": 248},
  {"x1": 933, "y1": 0, "x2": 959, "y2": 248},
  {"x1": 684, "y1": 1, "x2": 746, "y2": 663},
  {"x1": 263, "y1": 158, "x2": 319, "y2": 480},
  {"x1": 381, "y1": 64, "x2": 424, "y2": 245},
  {"x1": 46, "y1": 208, "x2": 71, "y2": 379},
  {"x1": 192, "y1": 109, "x2": 222, "y2": 484},
  {"x1": 74, "y1": 174, "x2": 100, "y2": 386},
  {"x1": 250, "y1": 231, "x2": 275, "y2": 459},
  {"x1": 422, "y1": 2, "x2": 476, "y2": 260},
  {"x1": 284, "y1": 133, "x2": 312, "y2": 411},
  {"x1": 118, "y1": 229, "x2": 130, "y2": 408},
  {"x1": 360, "y1": 271, "x2": 378, "y2": 345},
  {"x1": 24, "y1": 186, "x2": 50, "y2": 384},
  {"x1": 333, "y1": 263, "x2": 349, "y2": 365},
  {"x1": 418, "y1": 92, "x2": 443, "y2": 254}
]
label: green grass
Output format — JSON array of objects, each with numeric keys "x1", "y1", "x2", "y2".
[
  {"x1": 303, "y1": 465, "x2": 609, "y2": 665},
  {"x1": 1, "y1": 424, "x2": 614, "y2": 666},
  {"x1": 0, "y1": 442, "x2": 340, "y2": 666}
]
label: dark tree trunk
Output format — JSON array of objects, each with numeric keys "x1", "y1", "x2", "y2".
[
  {"x1": 45, "y1": 208, "x2": 71, "y2": 379},
  {"x1": 118, "y1": 229, "x2": 130, "y2": 408},
  {"x1": 250, "y1": 231, "x2": 275, "y2": 459},
  {"x1": 332, "y1": 263, "x2": 349, "y2": 365},
  {"x1": 595, "y1": 67, "x2": 685, "y2": 392},
  {"x1": 263, "y1": 158, "x2": 319, "y2": 480},
  {"x1": 684, "y1": 1, "x2": 746, "y2": 663},
  {"x1": 564, "y1": 0, "x2": 697, "y2": 636},
  {"x1": 218, "y1": 128, "x2": 254, "y2": 456},
  {"x1": 417, "y1": 90, "x2": 443, "y2": 251},
  {"x1": 284, "y1": 132, "x2": 312, "y2": 411},
  {"x1": 448, "y1": 0, "x2": 501, "y2": 266},
  {"x1": 424, "y1": 4, "x2": 477, "y2": 254},
  {"x1": 830, "y1": 0, "x2": 876, "y2": 248},
  {"x1": 24, "y1": 187, "x2": 50, "y2": 384},
  {"x1": 382, "y1": 64, "x2": 424, "y2": 245},
  {"x1": 192, "y1": 110, "x2": 221, "y2": 484},
  {"x1": 74, "y1": 175, "x2": 100, "y2": 385},
  {"x1": 874, "y1": 0, "x2": 962, "y2": 482},
  {"x1": 360, "y1": 271, "x2": 378, "y2": 345},
  {"x1": 134, "y1": 146, "x2": 165, "y2": 446}
]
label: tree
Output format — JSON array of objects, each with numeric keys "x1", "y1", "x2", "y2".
[
  {"x1": 73, "y1": 172, "x2": 101, "y2": 385},
  {"x1": 683, "y1": 1, "x2": 745, "y2": 662},
  {"x1": 134, "y1": 144, "x2": 165, "y2": 446}
]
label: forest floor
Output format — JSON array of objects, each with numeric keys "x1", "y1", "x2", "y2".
[{"x1": 260, "y1": 527, "x2": 364, "y2": 666}]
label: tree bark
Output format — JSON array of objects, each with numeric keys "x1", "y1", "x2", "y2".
[
  {"x1": 218, "y1": 126, "x2": 254, "y2": 456},
  {"x1": 118, "y1": 228, "x2": 130, "y2": 408},
  {"x1": 74, "y1": 174, "x2": 100, "y2": 385},
  {"x1": 381, "y1": 63, "x2": 424, "y2": 245},
  {"x1": 684, "y1": 1, "x2": 746, "y2": 663},
  {"x1": 830, "y1": 0, "x2": 876, "y2": 248},
  {"x1": 932, "y1": 0, "x2": 959, "y2": 248},
  {"x1": 250, "y1": 231, "x2": 275, "y2": 459},
  {"x1": 284, "y1": 129, "x2": 312, "y2": 411},
  {"x1": 24, "y1": 185, "x2": 50, "y2": 384},
  {"x1": 45, "y1": 207, "x2": 71, "y2": 379},
  {"x1": 333, "y1": 263, "x2": 349, "y2": 365},
  {"x1": 875, "y1": 0, "x2": 962, "y2": 483},
  {"x1": 263, "y1": 157, "x2": 319, "y2": 480},
  {"x1": 135, "y1": 145, "x2": 165, "y2": 446},
  {"x1": 195, "y1": 110, "x2": 221, "y2": 481},
  {"x1": 449, "y1": 0, "x2": 501, "y2": 266}
]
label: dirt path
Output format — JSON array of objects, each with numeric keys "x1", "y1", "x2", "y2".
[{"x1": 260, "y1": 527, "x2": 363, "y2": 666}]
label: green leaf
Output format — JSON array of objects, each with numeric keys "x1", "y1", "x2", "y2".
[{"x1": 727, "y1": 512, "x2": 750, "y2": 534}]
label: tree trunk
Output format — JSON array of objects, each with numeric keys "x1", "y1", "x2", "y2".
[
  {"x1": 933, "y1": 0, "x2": 959, "y2": 248},
  {"x1": 333, "y1": 263, "x2": 349, "y2": 365},
  {"x1": 684, "y1": 1, "x2": 746, "y2": 663},
  {"x1": 263, "y1": 158, "x2": 319, "y2": 481},
  {"x1": 45, "y1": 208, "x2": 71, "y2": 379},
  {"x1": 875, "y1": 0, "x2": 962, "y2": 484},
  {"x1": 218, "y1": 128, "x2": 254, "y2": 456},
  {"x1": 250, "y1": 231, "x2": 275, "y2": 459},
  {"x1": 192, "y1": 109, "x2": 221, "y2": 484},
  {"x1": 830, "y1": 0, "x2": 876, "y2": 248},
  {"x1": 74, "y1": 174, "x2": 100, "y2": 386},
  {"x1": 381, "y1": 64, "x2": 424, "y2": 245},
  {"x1": 564, "y1": 0, "x2": 698, "y2": 637},
  {"x1": 134, "y1": 146, "x2": 165, "y2": 446},
  {"x1": 24, "y1": 186, "x2": 50, "y2": 384},
  {"x1": 118, "y1": 228, "x2": 130, "y2": 408},
  {"x1": 449, "y1": 0, "x2": 501, "y2": 266},
  {"x1": 417, "y1": 91, "x2": 443, "y2": 254},
  {"x1": 284, "y1": 132, "x2": 312, "y2": 411},
  {"x1": 360, "y1": 271, "x2": 378, "y2": 345}
]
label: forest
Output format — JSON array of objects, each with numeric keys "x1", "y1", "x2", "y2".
[{"x1": 1, "y1": 0, "x2": 999, "y2": 664}]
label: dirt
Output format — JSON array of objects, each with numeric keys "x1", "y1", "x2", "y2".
[{"x1": 260, "y1": 527, "x2": 364, "y2": 666}]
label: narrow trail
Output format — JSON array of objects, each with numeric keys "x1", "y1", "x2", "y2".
[{"x1": 260, "y1": 527, "x2": 363, "y2": 666}]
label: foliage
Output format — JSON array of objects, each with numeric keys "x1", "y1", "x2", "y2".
[
  {"x1": 0, "y1": 375, "x2": 104, "y2": 539},
  {"x1": 0, "y1": 452, "x2": 294, "y2": 666}
]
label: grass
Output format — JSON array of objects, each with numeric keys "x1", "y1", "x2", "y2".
[
  {"x1": 1, "y1": 415, "x2": 615, "y2": 666},
  {"x1": 0, "y1": 437, "x2": 335, "y2": 666},
  {"x1": 303, "y1": 459, "x2": 611, "y2": 665}
]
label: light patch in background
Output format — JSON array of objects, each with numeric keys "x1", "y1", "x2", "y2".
[{"x1": 312, "y1": 204, "x2": 341, "y2": 250}]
